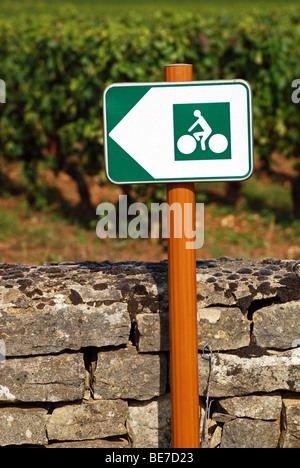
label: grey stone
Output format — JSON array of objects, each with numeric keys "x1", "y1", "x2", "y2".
[
  {"x1": 47, "y1": 400, "x2": 128, "y2": 442},
  {"x1": 209, "y1": 425, "x2": 222, "y2": 448},
  {"x1": 219, "y1": 394, "x2": 282, "y2": 420},
  {"x1": 136, "y1": 312, "x2": 169, "y2": 352},
  {"x1": 281, "y1": 395, "x2": 300, "y2": 448},
  {"x1": 197, "y1": 307, "x2": 250, "y2": 351},
  {"x1": 93, "y1": 346, "x2": 167, "y2": 401},
  {"x1": 0, "y1": 300, "x2": 130, "y2": 356},
  {"x1": 0, "y1": 407, "x2": 48, "y2": 446},
  {"x1": 212, "y1": 412, "x2": 235, "y2": 423},
  {"x1": 253, "y1": 301, "x2": 300, "y2": 350},
  {"x1": 0, "y1": 259, "x2": 299, "y2": 449},
  {"x1": 0, "y1": 353, "x2": 85, "y2": 403},
  {"x1": 136, "y1": 307, "x2": 250, "y2": 353},
  {"x1": 198, "y1": 348, "x2": 300, "y2": 397},
  {"x1": 0, "y1": 258, "x2": 297, "y2": 357},
  {"x1": 127, "y1": 394, "x2": 171, "y2": 448},
  {"x1": 221, "y1": 418, "x2": 280, "y2": 448},
  {"x1": 46, "y1": 439, "x2": 129, "y2": 448}
]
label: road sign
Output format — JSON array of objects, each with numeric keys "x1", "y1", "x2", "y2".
[{"x1": 103, "y1": 80, "x2": 253, "y2": 184}]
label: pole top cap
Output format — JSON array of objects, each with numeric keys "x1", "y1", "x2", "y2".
[{"x1": 164, "y1": 64, "x2": 193, "y2": 82}]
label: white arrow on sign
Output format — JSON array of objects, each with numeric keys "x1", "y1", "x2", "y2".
[{"x1": 107, "y1": 81, "x2": 253, "y2": 182}]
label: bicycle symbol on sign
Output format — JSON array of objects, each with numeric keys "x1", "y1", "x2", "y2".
[{"x1": 176, "y1": 110, "x2": 228, "y2": 156}]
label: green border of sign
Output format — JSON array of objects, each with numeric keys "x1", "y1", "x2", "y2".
[{"x1": 103, "y1": 80, "x2": 253, "y2": 185}]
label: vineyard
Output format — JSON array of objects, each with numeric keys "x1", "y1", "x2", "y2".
[{"x1": 0, "y1": 3, "x2": 300, "y2": 263}]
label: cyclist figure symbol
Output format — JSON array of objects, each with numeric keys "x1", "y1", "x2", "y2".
[{"x1": 177, "y1": 110, "x2": 228, "y2": 156}]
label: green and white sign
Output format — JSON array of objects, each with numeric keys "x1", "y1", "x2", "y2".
[{"x1": 103, "y1": 80, "x2": 253, "y2": 184}]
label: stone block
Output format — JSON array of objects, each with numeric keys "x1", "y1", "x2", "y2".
[
  {"x1": 281, "y1": 395, "x2": 300, "y2": 448},
  {"x1": 46, "y1": 439, "x2": 129, "y2": 448},
  {"x1": 219, "y1": 394, "x2": 282, "y2": 420},
  {"x1": 253, "y1": 301, "x2": 300, "y2": 350},
  {"x1": 0, "y1": 407, "x2": 48, "y2": 446},
  {"x1": 135, "y1": 312, "x2": 169, "y2": 352},
  {"x1": 221, "y1": 418, "x2": 280, "y2": 448},
  {"x1": 93, "y1": 346, "x2": 167, "y2": 401},
  {"x1": 0, "y1": 353, "x2": 85, "y2": 403},
  {"x1": 198, "y1": 348, "x2": 300, "y2": 397},
  {"x1": 0, "y1": 300, "x2": 130, "y2": 356},
  {"x1": 47, "y1": 400, "x2": 128, "y2": 442},
  {"x1": 197, "y1": 307, "x2": 250, "y2": 351},
  {"x1": 136, "y1": 307, "x2": 250, "y2": 353},
  {"x1": 127, "y1": 394, "x2": 171, "y2": 448}
]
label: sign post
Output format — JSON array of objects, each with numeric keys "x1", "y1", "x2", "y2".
[
  {"x1": 103, "y1": 65, "x2": 253, "y2": 448},
  {"x1": 165, "y1": 64, "x2": 200, "y2": 448}
]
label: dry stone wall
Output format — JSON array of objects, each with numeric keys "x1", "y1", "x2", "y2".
[{"x1": 0, "y1": 258, "x2": 299, "y2": 448}]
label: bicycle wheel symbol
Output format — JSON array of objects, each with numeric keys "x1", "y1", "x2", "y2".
[
  {"x1": 208, "y1": 134, "x2": 228, "y2": 154},
  {"x1": 177, "y1": 135, "x2": 197, "y2": 155},
  {"x1": 177, "y1": 133, "x2": 228, "y2": 155}
]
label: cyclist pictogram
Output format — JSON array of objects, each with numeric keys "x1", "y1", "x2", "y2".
[
  {"x1": 173, "y1": 102, "x2": 232, "y2": 162},
  {"x1": 176, "y1": 109, "x2": 229, "y2": 156}
]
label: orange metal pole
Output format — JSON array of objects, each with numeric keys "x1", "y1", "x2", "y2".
[{"x1": 165, "y1": 64, "x2": 200, "y2": 448}]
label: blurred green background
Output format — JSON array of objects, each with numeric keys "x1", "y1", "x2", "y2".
[
  {"x1": 0, "y1": 0, "x2": 298, "y2": 18},
  {"x1": 0, "y1": 0, "x2": 300, "y2": 264}
]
